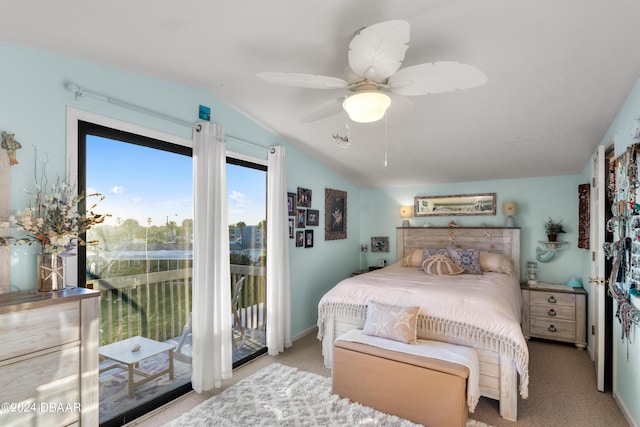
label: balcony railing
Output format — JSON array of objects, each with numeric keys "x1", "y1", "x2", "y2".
[{"x1": 88, "y1": 263, "x2": 266, "y2": 347}]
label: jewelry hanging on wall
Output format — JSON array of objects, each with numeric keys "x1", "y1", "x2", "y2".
[{"x1": 608, "y1": 142, "x2": 640, "y2": 345}]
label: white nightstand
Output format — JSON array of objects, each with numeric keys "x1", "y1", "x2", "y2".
[{"x1": 521, "y1": 283, "x2": 587, "y2": 349}]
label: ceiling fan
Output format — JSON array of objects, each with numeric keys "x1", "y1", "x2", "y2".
[{"x1": 257, "y1": 19, "x2": 487, "y2": 123}]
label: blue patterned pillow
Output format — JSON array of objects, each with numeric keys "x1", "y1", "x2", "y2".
[
  {"x1": 419, "y1": 248, "x2": 448, "y2": 270},
  {"x1": 447, "y1": 247, "x2": 483, "y2": 275}
]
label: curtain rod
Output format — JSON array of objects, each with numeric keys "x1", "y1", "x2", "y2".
[
  {"x1": 65, "y1": 82, "x2": 272, "y2": 152},
  {"x1": 194, "y1": 123, "x2": 273, "y2": 153}
]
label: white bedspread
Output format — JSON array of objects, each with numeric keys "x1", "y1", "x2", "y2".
[
  {"x1": 317, "y1": 263, "x2": 529, "y2": 398},
  {"x1": 337, "y1": 329, "x2": 481, "y2": 412}
]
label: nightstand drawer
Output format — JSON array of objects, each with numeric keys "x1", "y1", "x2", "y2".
[
  {"x1": 530, "y1": 291, "x2": 575, "y2": 308},
  {"x1": 530, "y1": 317, "x2": 575, "y2": 341},
  {"x1": 530, "y1": 304, "x2": 574, "y2": 321}
]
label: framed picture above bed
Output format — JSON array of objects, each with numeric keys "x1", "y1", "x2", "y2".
[
  {"x1": 325, "y1": 188, "x2": 347, "y2": 240},
  {"x1": 414, "y1": 193, "x2": 496, "y2": 217}
]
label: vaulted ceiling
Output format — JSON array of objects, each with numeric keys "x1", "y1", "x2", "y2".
[{"x1": 2, "y1": 0, "x2": 640, "y2": 188}]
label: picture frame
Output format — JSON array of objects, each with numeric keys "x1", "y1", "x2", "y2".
[
  {"x1": 297, "y1": 187, "x2": 312, "y2": 207},
  {"x1": 296, "y1": 231, "x2": 304, "y2": 247},
  {"x1": 325, "y1": 188, "x2": 347, "y2": 240},
  {"x1": 306, "y1": 209, "x2": 319, "y2": 226},
  {"x1": 287, "y1": 192, "x2": 296, "y2": 216},
  {"x1": 371, "y1": 236, "x2": 389, "y2": 252},
  {"x1": 296, "y1": 209, "x2": 306, "y2": 228},
  {"x1": 305, "y1": 229, "x2": 314, "y2": 248},
  {"x1": 288, "y1": 218, "x2": 294, "y2": 238},
  {"x1": 414, "y1": 193, "x2": 496, "y2": 217}
]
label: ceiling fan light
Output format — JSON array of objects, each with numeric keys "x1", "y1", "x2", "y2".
[{"x1": 342, "y1": 91, "x2": 391, "y2": 123}]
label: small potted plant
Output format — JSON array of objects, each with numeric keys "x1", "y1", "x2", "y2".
[{"x1": 544, "y1": 217, "x2": 566, "y2": 242}]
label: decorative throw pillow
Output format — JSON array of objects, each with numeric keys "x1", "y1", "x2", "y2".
[
  {"x1": 362, "y1": 300, "x2": 419, "y2": 344},
  {"x1": 480, "y1": 251, "x2": 515, "y2": 276},
  {"x1": 401, "y1": 249, "x2": 424, "y2": 268},
  {"x1": 447, "y1": 247, "x2": 483, "y2": 275},
  {"x1": 422, "y1": 254, "x2": 464, "y2": 276},
  {"x1": 419, "y1": 248, "x2": 448, "y2": 270}
]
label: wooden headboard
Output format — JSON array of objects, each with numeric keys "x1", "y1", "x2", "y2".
[{"x1": 397, "y1": 227, "x2": 521, "y2": 278}]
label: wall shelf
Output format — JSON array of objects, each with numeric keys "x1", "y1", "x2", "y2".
[{"x1": 538, "y1": 241, "x2": 569, "y2": 251}]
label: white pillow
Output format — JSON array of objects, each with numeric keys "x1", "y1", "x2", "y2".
[
  {"x1": 480, "y1": 251, "x2": 515, "y2": 276},
  {"x1": 401, "y1": 249, "x2": 423, "y2": 268}
]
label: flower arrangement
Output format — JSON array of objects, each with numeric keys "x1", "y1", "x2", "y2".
[{"x1": 1, "y1": 177, "x2": 108, "y2": 255}]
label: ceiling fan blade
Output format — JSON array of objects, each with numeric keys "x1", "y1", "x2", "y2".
[
  {"x1": 257, "y1": 72, "x2": 348, "y2": 89},
  {"x1": 348, "y1": 20, "x2": 410, "y2": 82},
  {"x1": 387, "y1": 61, "x2": 488, "y2": 96},
  {"x1": 300, "y1": 97, "x2": 346, "y2": 123}
]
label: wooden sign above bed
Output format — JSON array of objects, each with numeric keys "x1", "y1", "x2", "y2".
[{"x1": 396, "y1": 227, "x2": 521, "y2": 279}]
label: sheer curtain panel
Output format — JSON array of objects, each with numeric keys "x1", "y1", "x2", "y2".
[
  {"x1": 266, "y1": 146, "x2": 292, "y2": 355},
  {"x1": 191, "y1": 122, "x2": 232, "y2": 392}
]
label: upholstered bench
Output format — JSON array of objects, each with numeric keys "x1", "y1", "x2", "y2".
[{"x1": 332, "y1": 337, "x2": 472, "y2": 427}]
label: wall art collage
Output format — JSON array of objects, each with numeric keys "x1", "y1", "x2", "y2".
[
  {"x1": 288, "y1": 187, "x2": 318, "y2": 248},
  {"x1": 288, "y1": 187, "x2": 348, "y2": 248}
]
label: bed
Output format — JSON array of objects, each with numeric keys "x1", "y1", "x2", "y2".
[{"x1": 317, "y1": 227, "x2": 528, "y2": 421}]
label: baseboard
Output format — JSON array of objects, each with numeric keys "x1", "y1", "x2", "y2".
[
  {"x1": 614, "y1": 390, "x2": 639, "y2": 427},
  {"x1": 292, "y1": 325, "x2": 318, "y2": 342}
]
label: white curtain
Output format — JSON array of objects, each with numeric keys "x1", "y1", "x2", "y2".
[
  {"x1": 191, "y1": 122, "x2": 232, "y2": 392},
  {"x1": 266, "y1": 146, "x2": 292, "y2": 355}
]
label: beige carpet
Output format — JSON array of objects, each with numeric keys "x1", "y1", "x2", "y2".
[
  {"x1": 128, "y1": 333, "x2": 630, "y2": 427},
  {"x1": 163, "y1": 362, "x2": 492, "y2": 427}
]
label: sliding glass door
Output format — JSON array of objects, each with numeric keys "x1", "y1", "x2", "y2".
[
  {"x1": 80, "y1": 122, "x2": 193, "y2": 426},
  {"x1": 227, "y1": 158, "x2": 268, "y2": 366},
  {"x1": 78, "y1": 121, "x2": 268, "y2": 426}
]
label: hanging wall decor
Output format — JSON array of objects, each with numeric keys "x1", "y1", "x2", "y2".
[
  {"x1": 371, "y1": 236, "x2": 389, "y2": 252},
  {"x1": 1, "y1": 131, "x2": 22, "y2": 166},
  {"x1": 605, "y1": 144, "x2": 640, "y2": 342},
  {"x1": 578, "y1": 183, "x2": 590, "y2": 249},
  {"x1": 325, "y1": 188, "x2": 347, "y2": 240},
  {"x1": 0, "y1": 144, "x2": 9, "y2": 293}
]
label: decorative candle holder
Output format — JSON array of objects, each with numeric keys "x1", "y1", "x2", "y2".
[
  {"x1": 527, "y1": 261, "x2": 538, "y2": 285},
  {"x1": 360, "y1": 244, "x2": 368, "y2": 271}
]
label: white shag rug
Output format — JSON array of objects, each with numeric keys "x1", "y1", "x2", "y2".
[{"x1": 165, "y1": 363, "x2": 494, "y2": 427}]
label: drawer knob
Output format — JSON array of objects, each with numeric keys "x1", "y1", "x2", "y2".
[
  {"x1": 547, "y1": 296, "x2": 557, "y2": 304},
  {"x1": 548, "y1": 325, "x2": 557, "y2": 333},
  {"x1": 548, "y1": 309, "x2": 557, "y2": 317}
]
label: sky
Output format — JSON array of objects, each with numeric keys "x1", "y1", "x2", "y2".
[{"x1": 86, "y1": 136, "x2": 266, "y2": 227}]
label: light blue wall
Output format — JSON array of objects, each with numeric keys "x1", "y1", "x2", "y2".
[
  {"x1": 596, "y1": 77, "x2": 640, "y2": 426},
  {"x1": 361, "y1": 175, "x2": 587, "y2": 285},
  {"x1": 0, "y1": 42, "x2": 359, "y2": 338}
]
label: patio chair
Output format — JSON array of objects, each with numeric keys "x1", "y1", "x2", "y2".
[
  {"x1": 173, "y1": 275, "x2": 247, "y2": 363},
  {"x1": 232, "y1": 276, "x2": 247, "y2": 351},
  {"x1": 174, "y1": 312, "x2": 192, "y2": 364}
]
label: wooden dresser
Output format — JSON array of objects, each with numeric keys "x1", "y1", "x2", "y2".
[
  {"x1": 0, "y1": 288, "x2": 100, "y2": 426},
  {"x1": 521, "y1": 283, "x2": 587, "y2": 349}
]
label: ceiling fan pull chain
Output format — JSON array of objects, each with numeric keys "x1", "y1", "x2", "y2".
[{"x1": 384, "y1": 112, "x2": 388, "y2": 167}]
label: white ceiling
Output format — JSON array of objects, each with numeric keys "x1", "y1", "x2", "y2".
[{"x1": 2, "y1": 0, "x2": 640, "y2": 188}]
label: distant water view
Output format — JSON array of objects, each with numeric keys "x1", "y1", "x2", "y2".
[
  {"x1": 95, "y1": 250, "x2": 193, "y2": 260},
  {"x1": 91, "y1": 248, "x2": 264, "y2": 261}
]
